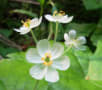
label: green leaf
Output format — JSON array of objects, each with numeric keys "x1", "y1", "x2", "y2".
[
  {"x1": 0, "y1": 52, "x2": 48, "y2": 90},
  {"x1": 91, "y1": 18, "x2": 102, "y2": 45},
  {"x1": 0, "y1": 29, "x2": 12, "y2": 38},
  {"x1": 74, "y1": 48, "x2": 92, "y2": 75},
  {"x1": 87, "y1": 41, "x2": 102, "y2": 80},
  {"x1": 82, "y1": 0, "x2": 102, "y2": 10},
  {"x1": 48, "y1": 52, "x2": 102, "y2": 90},
  {"x1": 0, "y1": 44, "x2": 18, "y2": 57},
  {"x1": 66, "y1": 23, "x2": 96, "y2": 37},
  {"x1": 11, "y1": 9, "x2": 37, "y2": 17}
]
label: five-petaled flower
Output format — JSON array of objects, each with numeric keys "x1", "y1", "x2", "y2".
[
  {"x1": 64, "y1": 30, "x2": 86, "y2": 50},
  {"x1": 45, "y1": 10, "x2": 73, "y2": 23},
  {"x1": 26, "y1": 39, "x2": 70, "y2": 82},
  {"x1": 14, "y1": 16, "x2": 42, "y2": 35}
]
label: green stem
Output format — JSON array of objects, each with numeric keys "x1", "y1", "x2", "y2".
[
  {"x1": 34, "y1": 80, "x2": 39, "y2": 90},
  {"x1": 30, "y1": 29, "x2": 37, "y2": 44},
  {"x1": 40, "y1": 6, "x2": 43, "y2": 16},
  {"x1": 48, "y1": 22, "x2": 53, "y2": 40},
  {"x1": 63, "y1": 45, "x2": 72, "y2": 55},
  {"x1": 54, "y1": 22, "x2": 59, "y2": 42}
]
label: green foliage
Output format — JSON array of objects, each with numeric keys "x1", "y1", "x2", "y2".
[
  {"x1": 0, "y1": 0, "x2": 8, "y2": 18},
  {"x1": 87, "y1": 41, "x2": 102, "y2": 80},
  {"x1": 66, "y1": 23, "x2": 96, "y2": 37},
  {"x1": 11, "y1": 9, "x2": 37, "y2": 18},
  {"x1": 0, "y1": 52, "x2": 48, "y2": 90},
  {"x1": 0, "y1": 29, "x2": 12, "y2": 38},
  {"x1": 82, "y1": 0, "x2": 102, "y2": 10},
  {"x1": 91, "y1": 18, "x2": 102, "y2": 45}
]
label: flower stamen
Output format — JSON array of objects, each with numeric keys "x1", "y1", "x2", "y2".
[
  {"x1": 21, "y1": 19, "x2": 31, "y2": 28},
  {"x1": 41, "y1": 52, "x2": 53, "y2": 66},
  {"x1": 53, "y1": 10, "x2": 65, "y2": 16}
]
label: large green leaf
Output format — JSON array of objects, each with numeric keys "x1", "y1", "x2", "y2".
[
  {"x1": 0, "y1": 52, "x2": 48, "y2": 90},
  {"x1": 87, "y1": 41, "x2": 102, "y2": 80}
]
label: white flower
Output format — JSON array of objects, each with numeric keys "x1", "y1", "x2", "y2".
[
  {"x1": 45, "y1": 10, "x2": 73, "y2": 23},
  {"x1": 64, "y1": 30, "x2": 86, "y2": 50},
  {"x1": 14, "y1": 16, "x2": 42, "y2": 35},
  {"x1": 26, "y1": 39, "x2": 70, "y2": 82}
]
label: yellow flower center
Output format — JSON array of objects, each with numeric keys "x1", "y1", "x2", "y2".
[
  {"x1": 53, "y1": 10, "x2": 65, "y2": 16},
  {"x1": 21, "y1": 19, "x2": 31, "y2": 27},
  {"x1": 41, "y1": 53, "x2": 53, "y2": 66}
]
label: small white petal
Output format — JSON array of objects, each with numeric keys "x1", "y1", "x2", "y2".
[
  {"x1": 45, "y1": 14, "x2": 56, "y2": 22},
  {"x1": 26, "y1": 48, "x2": 43, "y2": 63},
  {"x1": 45, "y1": 67, "x2": 59, "y2": 82},
  {"x1": 59, "y1": 15, "x2": 73, "y2": 23},
  {"x1": 52, "y1": 56, "x2": 70, "y2": 70},
  {"x1": 30, "y1": 64, "x2": 47, "y2": 80},
  {"x1": 14, "y1": 28, "x2": 20, "y2": 32},
  {"x1": 14, "y1": 26, "x2": 31, "y2": 35},
  {"x1": 37, "y1": 39, "x2": 50, "y2": 57},
  {"x1": 69, "y1": 30, "x2": 76, "y2": 39},
  {"x1": 50, "y1": 43, "x2": 64, "y2": 60},
  {"x1": 64, "y1": 33, "x2": 70, "y2": 41},
  {"x1": 20, "y1": 28, "x2": 31, "y2": 35},
  {"x1": 77, "y1": 36, "x2": 86, "y2": 45},
  {"x1": 30, "y1": 16, "x2": 42, "y2": 28}
]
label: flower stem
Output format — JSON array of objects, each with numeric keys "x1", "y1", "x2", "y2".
[
  {"x1": 63, "y1": 45, "x2": 72, "y2": 55},
  {"x1": 40, "y1": 6, "x2": 43, "y2": 16},
  {"x1": 48, "y1": 22, "x2": 53, "y2": 40},
  {"x1": 34, "y1": 80, "x2": 39, "y2": 90},
  {"x1": 54, "y1": 22, "x2": 59, "y2": 42},
  {"x1": 30, "y1": 29, "x2": 37, "y2": 44}
]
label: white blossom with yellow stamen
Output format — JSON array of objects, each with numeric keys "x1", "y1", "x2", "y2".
[
  {"x1": 64, "y1": 30, "x2": 86, "y2": 50},
  {"x1": 14, "y1": 16, "x2": 42, "y2": 35},
  {"x1": 26, "y1": 39, "x2": 70, "y2": 82},
  {"x1": 45, "y1": 10, "x2": 73, "y2": 23}
]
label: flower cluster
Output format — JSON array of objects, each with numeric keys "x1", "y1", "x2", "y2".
[{"x1": 14, "y1": 10, "x2": 86, "y2": 83}]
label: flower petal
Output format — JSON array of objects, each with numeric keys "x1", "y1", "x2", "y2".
[
  {"x1": 64, "y1": 33, "x2": 70, "y2": 41},
  {"x1": 77, "y1": 36, "x2": 86, "y2": 45},
  {"x1": 45, "y1": 67, "x2": 59, "y2": 82},
  {"x1": 30, "y1": 64, "x2": 47, "y2": 80},
  {"x1": 37, "y1": 39, "x2": 50, "y2": 57},
  {"x1": 14, "y1": 28, "x2": 20, "y2": 32},
  {"x1": 52, "y1": 56, "x2": 70, "y2": 70},
  {"x1": 30, "y1": 16, "x2": 42, "y2": 28},
  {"x1": 45, "y1": 14, "x2": 55, "y2": 22},
  {"x1": 26, "y1": 48, "x2": 43, "y2": 63},
  {"x1": 69, "y1": 30, "x2": 76, "y2": 39},
  {"x1": 50, "y1": 43, "x2": 64, "y2": 60},
  {"x1": 59, "y1": 15, "x2": 73, "y2": 23}
]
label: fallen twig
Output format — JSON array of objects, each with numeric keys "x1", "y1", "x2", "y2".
[
  {"x1": 9, "y1": 0, "x2": 40, "y2": 5},
  {"x1": 0, "y1": 34, "x2": 22, "y2": 51}
]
